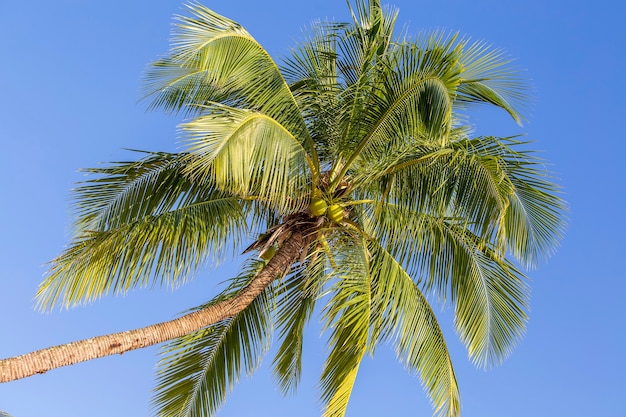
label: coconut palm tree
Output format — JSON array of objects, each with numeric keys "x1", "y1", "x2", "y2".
[{"x1": 0, "y1": 1, "x2": 565, "y2": 416}]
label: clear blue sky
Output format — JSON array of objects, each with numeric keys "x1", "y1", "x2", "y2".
[{"x1": 1, "y1": 1, "x2": 624, "y2": 416}]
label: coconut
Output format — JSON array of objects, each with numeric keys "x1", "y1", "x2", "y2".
[
  {"x1": 310, "y1": 198, "x2": 328, "y2": 217},
  {"x1": 327, "y1": 204, "x2": 344, "y2": 223},
  {"x1": 260, "y1": 246, "x2": 276, "y2": 261}
]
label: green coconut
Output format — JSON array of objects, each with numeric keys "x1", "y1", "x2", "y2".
[
  {"x1": 310, "y1": 198, "x2": 328, "y2": 217},
  {"x1": 260, "y1": 246, "x2": 276, "y2": 261},
  {"x1": 327, "y1": 204, "x2": 344, "y2": 223}
]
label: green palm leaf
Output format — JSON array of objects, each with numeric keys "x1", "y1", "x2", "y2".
[
  {"x1": 364, "y1": 204, "x2": 529, "y2": 367},
  {"x1": 37, "y1": 150, "x2": 251, "y2": 310},
  {"x1": 350, "y1": 33, "x2": 464, "y2": 165},
  {"x1": 73, "y1": 151, "x2": 209, "y2": 231},
  {"x1": 181, "y1": 103, "x2": 313, "y2": 213},
  {"x1": 152, "y1": 260, "x2": 274, "y2": 417},
  {"x1": 362, "y1": 134, "x2": 565, "y2": 263},
  {"x1": 281, "y1": 22, "x2": 343, "y2": 164},
  {"x1": 329, "y1": 1, "x2": 399, "y2": 168},
  {"x1": 320, "y1": 234, "x2": 370, "y2": 417},
  {"x1": 381, "y1": 135, "x2": 566, "y2": 266},
  {"x1": 456, "y1": 40, "x2": 528, "y2": 123},
  {"x1": 368, "y1": 241, "x2": 460, "y2": 417},
  {"x1": 272, "y1": 249, "x2": 327, "y2": 394},
  {"x1": 143, "y1": 3, "x2": 318, "y2": 171},
  {"x1": 424, "y1": 220, "x2": 530, "y2": 367},
  {"x1": 470, "y1": 137, "x2": 567, "y2": 266}
]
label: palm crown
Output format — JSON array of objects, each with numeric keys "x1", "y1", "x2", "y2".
[{"x1": 36, "y1": 1, "x2": 565, "y2": 416}]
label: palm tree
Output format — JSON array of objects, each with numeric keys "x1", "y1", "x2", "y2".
[{"x1": 0, "y1": 1, "x2": 565, "y2": 416}]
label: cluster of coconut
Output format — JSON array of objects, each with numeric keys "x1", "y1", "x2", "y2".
[
  {"x1": 309, "y1": 189, "x2": 345, "y2": 223},
  {"x1": 257, "y1": 182, "x2": 349, "y2": 262}
]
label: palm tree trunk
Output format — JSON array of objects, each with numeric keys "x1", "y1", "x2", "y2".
[{"x1": 0, "y1": 230, "x2": 308, "y2": 383}]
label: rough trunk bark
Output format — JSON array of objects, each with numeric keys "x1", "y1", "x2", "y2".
[{"x1": 0, "y1": 230, "x2": 307, "y2": 383}]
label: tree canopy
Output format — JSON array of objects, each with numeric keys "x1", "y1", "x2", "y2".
[{"x1": 10, "y1": 1, "x2": 565, "y2": 416}]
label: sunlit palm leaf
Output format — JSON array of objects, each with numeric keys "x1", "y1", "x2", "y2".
[
  {"x1": 367, "y1": 241, "x2": 460, "y2": 417},
  {"x1": 143, "y1": 3, "x2": 318, "y2": 169},
  {"x1": 320, "y1": 235, "x2": 370, "y2": 417},
  {"x1": 355, "y1": 32, "x2": 464, "y2": 158},
  {"x1": 461, "y1": 137, "x2": 567, "y2": 266},
  {"x1": 152, "y1": 261, "x2": 273, "y2": 417},
  {"x1": 340, "y1": 29, "x2": 526, "y2": 175},
  {"x1": 362, "y1": 134, "x2": 565, "y2": 264},
  {"x1": 422, "y1": 220, "x2": 529, "y2": 367},
  {"x1": 382, "y1": 136, "x2": 566, "y2": 266},
  {"x1": 330, "y1": 1, "x2": 399, "y2": 166},
  {"x1": 281, "y1": 22, "x2": 343, "y2": 163},
  {"x1": 352, "y1": 71, "x2": 456, "y2": 173},
  {"x1": 181, "y1": 104, "x2": 312, "y2": 213},
  {"x1": 364, "y1": 204, "x2": 529, "y2": 367},
  {"x1": 371, "y1": 148, "x2": 464, "y2": 220}
]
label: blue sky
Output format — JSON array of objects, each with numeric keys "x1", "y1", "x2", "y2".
[{"x1": 1, "y1": 1, "x2": 625, "y2": 416}]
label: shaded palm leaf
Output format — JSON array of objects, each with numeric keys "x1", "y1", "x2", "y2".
[
  {"x1": 37, "y1": 191, "x2": 245, "y2": 310},
  {"x1": 73, "y1": 151, "x2": 208, "y2": 231},
  {"x1": 272, "y1": 248, "x2": 327, "y2": 394},
  {"x1": 152, "y1": 260, "x2": 273, "y2": 417}
]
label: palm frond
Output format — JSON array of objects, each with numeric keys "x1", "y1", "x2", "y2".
[
  {"x1": 365, "y1": 147, "x2": 463, "y2": 221},
  {"x1": 360, "y1": 134, "x2": 565, "y2": 266},
  {"x1": 444, "y1": 223, "x2": 530, "y2": 367},
  {"x1": 37, "y1": 192, "x2": 246, "y2": 310},
  {"x1": 181, "y1": 103, "x2": 312, "y2": 214},
  {"x1": 419, "y1": 220, "x2": 529, "y2": 368},
  {"x1": 272, "y1": 247, "x2": 328, "y2": 394},
  {"x1": 368, "y1": 241, "x2": 460, "y2": 417},
  {"x1": 143, "y1": 2, "x2": 318, "y2": 170},
  {"x1": 372, "y1": 136, "x2": 566, "y2": 267},
  {"x1": 73, "y1": 151, "x2": 208, "y2": 231},
  {"x1": 152, "y1": 260, "x2": 273, "y2": 417},
  {"x1": 330, "y1": 1, "x2": 400, "y2": 172},
  {"x1": 343, "y1": 33, "x2": 528, "y2": 174},
  {"x1": 363, "y1": 204, "x2": 529, "y2": 367},
  {"x1": 456, "y1": 40, "x2": 529, "y2": 123},
  {"x1": 465, "y1": 137, "x2": 566, "y2": 267},
  {"x1": 352, "y1": 32, "x2": 464, "y2": 163},
  {"x1": 346, "y1": 0, "x2": 398, "y2": 65},
  {"x1": 320, "y1": 234, "x2": 370, "y2": 417},
  {"x1": 281, "y1": 21, "x2": 343, "y2": 164}
]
